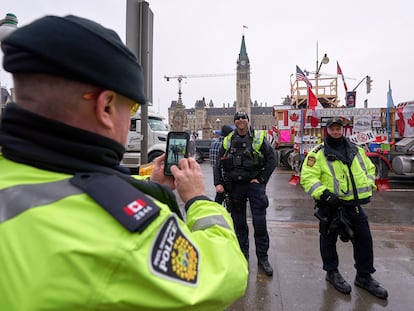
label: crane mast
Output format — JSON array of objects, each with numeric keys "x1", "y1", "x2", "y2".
[{"x1": 164, "y1": 73, "x2": 235, "y2": 102}]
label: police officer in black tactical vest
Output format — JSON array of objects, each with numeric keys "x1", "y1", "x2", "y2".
[{"x1": 214, "y1": 112, "x2": 277, "y2": 276}]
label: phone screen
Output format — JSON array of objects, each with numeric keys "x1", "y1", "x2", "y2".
[{"x1": 164, "y1": 131, "x2": 189, "y2": 175}]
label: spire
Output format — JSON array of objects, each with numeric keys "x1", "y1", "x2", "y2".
[
  {"x1": 236, "y1": 34, "x2": 251, "y2": 117},
  {"x1": 239, "y1": 35, "x2": 248, "y2": 58}
]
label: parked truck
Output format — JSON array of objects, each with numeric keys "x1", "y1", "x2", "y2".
[
  {"x1": 273, "y1": 70, "x2": 414, "y2": 183},
  {"x1": 273, "y1": 102, "x2": 414, "y2": 182},
  {"x1": 121, "y1": 110, "x2": 168, "y2": 172},
  {"x1": 389, "y1": 101, "x2": 414, "y2": 176}
]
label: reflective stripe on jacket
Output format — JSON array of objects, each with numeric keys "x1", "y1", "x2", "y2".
[{"x1": 223, "y1": 129, "x2": 266, "y2": 156}]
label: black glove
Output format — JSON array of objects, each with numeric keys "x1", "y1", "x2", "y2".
[{"x1": 320, "y1": 189, "x2": 341, "y2": 209}]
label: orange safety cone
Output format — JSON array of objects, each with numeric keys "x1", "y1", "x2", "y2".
[
  {"x1": 288, "y1": 174, "x2": 300, "y2": 185},
  {"x1": 375, "y1": 178, "x2": 391, "y2": 191}
]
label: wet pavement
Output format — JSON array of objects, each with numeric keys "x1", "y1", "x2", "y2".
[{"x1": 196, "y1": 161, "x2": 414, "y2": 311}]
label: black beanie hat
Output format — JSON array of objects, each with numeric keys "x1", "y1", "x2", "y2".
[
  {"x1": 234, "y1": 111, "x2": 249, "y2": 121},
  {"x1": 1, "y1": 15, "x2": 146, "y2": 105}
]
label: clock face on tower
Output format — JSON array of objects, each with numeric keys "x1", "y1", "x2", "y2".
[{"x1": 240, "y1": 60, "x2": 246, "y2": 66}]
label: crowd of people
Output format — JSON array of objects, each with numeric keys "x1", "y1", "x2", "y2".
[{"x1": 0, "y1": 13, "x2": 388, "y2": 311}]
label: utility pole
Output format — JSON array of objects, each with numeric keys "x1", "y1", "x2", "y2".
[{"x1": 126, "y1": 0, "x2": 153, "y2": 164}]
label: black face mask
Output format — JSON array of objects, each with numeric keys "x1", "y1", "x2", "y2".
[{"x1": 326, "y1": 134, "x2": 345, "y2": 147}]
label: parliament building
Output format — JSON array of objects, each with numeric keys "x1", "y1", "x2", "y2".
[{"x1": 168, "y1": 35, "x2": 276, "y2": 138}]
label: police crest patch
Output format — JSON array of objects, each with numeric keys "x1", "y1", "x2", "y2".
[
  {"x1": 150, "y1": 216, "x2": 199, "y2": 285},
  {"x1": 307, "y1": 156, "x2": 316, "y2": 167}
]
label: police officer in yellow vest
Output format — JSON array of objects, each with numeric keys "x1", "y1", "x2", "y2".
[
  {"x1": 301, "y1": 117, "x2": 388, "y2": 299},
  {"x1": 0, "y1": 15, "x2": 247, "y2": 310},
  {"x1": 214, "y1": 111, "x2": 277, "y2": 276}
]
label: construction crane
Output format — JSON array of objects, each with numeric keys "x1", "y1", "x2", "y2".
[
  {"x1": 164, "y1": 73, "x2": 235, "y2": 102},
  {"x1": 303, "y1": 69, "x2": 356, "y2": 80}
]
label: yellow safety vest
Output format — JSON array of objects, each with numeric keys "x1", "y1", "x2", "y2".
[{"x1": 300, "y1": 143, "x2": 376, "y2": 202}]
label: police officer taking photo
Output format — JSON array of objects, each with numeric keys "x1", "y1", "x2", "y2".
[
  {"x1": 301, "y1": 117, "x2": 388, "y2": 299},
  {"x1": 214, "y1": 111, "x2": 277, "y2": 276},
  {"x1": 0, "y1": 15, "x2": 248, "y2": 310}
]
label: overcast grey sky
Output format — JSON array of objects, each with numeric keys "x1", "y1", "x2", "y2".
[{"x1": 1, "y1": 0, "x2": 413, "y2": 117}]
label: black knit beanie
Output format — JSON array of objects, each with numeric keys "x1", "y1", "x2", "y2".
[{"x1": 1, "y1": 15, "x2": 146, "y2": 105}]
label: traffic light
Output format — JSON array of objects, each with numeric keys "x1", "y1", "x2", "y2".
[{"x1": 366, "y1": 75, "x2": 373, "y2": 94}]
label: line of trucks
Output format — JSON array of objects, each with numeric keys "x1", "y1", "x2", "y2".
[
  {"x1": 122, "y1": 102, "x2": 414, "y2": 182},
  {"x1": 272, "y1": 101, "x2": 414, "y2": 181}
]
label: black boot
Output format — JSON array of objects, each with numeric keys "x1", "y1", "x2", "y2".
[
  {"x1": 258, "y1": 259, "x2": 273, "y2": 276},
  {"x1": 326, "y1": 270, "x2": 351, "y2": 294},
  {"x1": 355, "y1": 274, "x2": 388, "y2": 299}
]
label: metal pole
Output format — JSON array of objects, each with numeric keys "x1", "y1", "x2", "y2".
[
  {"x1": 126, "y1": 0, "x2": 153, "y2": 164},
  {"x1": 315, "y1": 41, "x2": 319, "y2": 77}
]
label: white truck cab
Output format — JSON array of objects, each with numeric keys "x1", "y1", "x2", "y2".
[{"x1": 121, "y1": 110, "x2": 168, "y2": 172}]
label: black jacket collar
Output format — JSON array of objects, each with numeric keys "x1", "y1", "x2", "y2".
[
  {"x1": 0, "y1": 103, "x2": 183, "y2": 218},
  {"x1": 0, "y1": 103, "x2": 127, "y2": 174}
]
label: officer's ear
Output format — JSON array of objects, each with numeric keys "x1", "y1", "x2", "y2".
[{"x1": 95, "y1": 90, "x2": 118, "y2": 129}]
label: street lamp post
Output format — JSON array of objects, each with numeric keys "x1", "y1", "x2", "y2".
[{"x1": 316, "y1": 53, "x2": 329, "y2": 77}]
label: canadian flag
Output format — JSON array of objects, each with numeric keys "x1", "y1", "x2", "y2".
[
  {"x1": 308, "y1": 87, "x2": 323, "y2": 127},
  {"x1": 308, "y1": 87, "x2": 324, "y2": 110},
  {"x1": 403, "y1": 110, "x2": 414, "y2": 137},
  {"x1": 397, "y1": 103, "x2": 414, "y2": 137}
]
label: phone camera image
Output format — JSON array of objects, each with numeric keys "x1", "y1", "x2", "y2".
[{"x1": 164, "y1": 132, "x2": 189, "y2": 175}]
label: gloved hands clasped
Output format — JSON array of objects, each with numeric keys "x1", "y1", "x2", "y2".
[{"x1": 320, "y1": 189, "x2": 341, "y2": 209}]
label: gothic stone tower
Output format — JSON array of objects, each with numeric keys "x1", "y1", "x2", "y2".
[
  {"x1": 236, "y1": 34, "x2": 251, "y2": 117},
  {"x1": 171, "y1": 78, "x2": 188, "y2": 131}
]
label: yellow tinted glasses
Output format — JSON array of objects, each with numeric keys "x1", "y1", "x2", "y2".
[
  {"x1": 130, "y1": 102, "x2": 140, "y2": 116},
  {"x1": 83, "y1": 91, "x2": 140, "y2": 116}
]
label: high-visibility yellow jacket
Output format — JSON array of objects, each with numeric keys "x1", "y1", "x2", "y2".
[
  {"x1": 300, "y1": 142, "x2": 376, "y2": 203},
  {"x1": 223, "y1": 129, "x2": 266, "y2": 157},
  {"x1": 0, "y1": 156, "x2": 248, "y2": 311},
  {"x1": 217, "y1": 129, "x2": 277, "y2": 185}
]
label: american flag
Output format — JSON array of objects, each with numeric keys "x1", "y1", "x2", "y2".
[{"x1": 296, "y1": 65, "x2": 312, "y2": 88}]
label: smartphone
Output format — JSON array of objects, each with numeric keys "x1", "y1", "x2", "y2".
[{"x1": 164, "y1": 131, "x2": 190, "y2": 175}]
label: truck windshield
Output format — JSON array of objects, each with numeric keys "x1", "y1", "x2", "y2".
[{"x1": 148, "y1": 118, "x2": 168, "y2": 131}]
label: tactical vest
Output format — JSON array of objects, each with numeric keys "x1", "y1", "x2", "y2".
[{"x1": 221, "y1": 130, "x2": 265, "y2": 182}]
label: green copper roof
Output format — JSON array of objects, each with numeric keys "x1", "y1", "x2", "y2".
[{"x1": 239, "y1": 35, "x2": 248, "y2": 58}]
